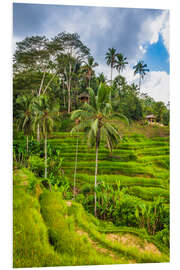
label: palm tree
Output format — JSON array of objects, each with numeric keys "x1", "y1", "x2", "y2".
[
  {"x1": 96, "y1": 72, "x2": 107, "y2": 85},
  {"x1": 71, "y1": 118, "x2": 80, "y2": 200},
  {"x1": 16, "y1": 95, "x2": 34, "y2": 154},
  {"x1": 115, "y1": 53, "x2": 128, "y2": 75},
  {"x1": 33, "y1": 95, "x2": 58, "y2": 185},
  {"x1": 71, "y1": 83, "x2": 128, "y2": 216},
  {"x1": 133, "y1": 60, "x2": 149, "y2": 90},
  {"x1": 82, "y1": 56, "x2": 98, "y2": 87},
  {"x1": 105, "y1": 48, "x2": 117, "y2": 85}
]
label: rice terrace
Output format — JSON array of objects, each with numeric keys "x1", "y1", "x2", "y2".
[{"x1": 13, "y1": 3, "x2": 170, "y2": 268}]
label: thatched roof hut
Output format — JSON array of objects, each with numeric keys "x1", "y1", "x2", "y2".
[
  {"x1": 78, "y1": 92, "x2": 89, "y2": 103},
  {"x1": 145, "y1": 114, "x2": 156, "y2": 124}
]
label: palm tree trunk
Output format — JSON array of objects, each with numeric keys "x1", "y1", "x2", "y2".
[
  {"x1": 111, "y1": 66, "x2": 113, "y2": 85},
  {"x1": 37, "y1": 124, "x2": 40, "y2": 142},
  {"x1": 44, "y1": 134, "x2": 47, "y2": 179},
  {"x1": 94, "y1": 131, "x2": 100, "y2": 217},
  {"x1": 139, "y1": 76, "x2": 141, "y2": 90},
  {"x1": 68, "y1": 87, "x2": 71, "y2": 113},
  {"x1": 38, "y1": 71, "x2": 46, "y2": 95},
  {"x1": 43, "y1": 72, "x2": 57, "y2": 94},
  {"x1": 63, "y1": 94, "x2": 66, "y2": 108},
  {"x1": 26, "y1": 135, "x2": 29, "y2": 154},
  {"x1": 73, "y1": 135, "x2": 79, "y2": 199}
]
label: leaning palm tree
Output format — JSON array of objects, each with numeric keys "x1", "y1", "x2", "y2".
[
  {"x1": 16, "y1": 95, "x2": 34, "y2": 154},
  {"x1": 115, "y1": 53, "x2": 128, "y2": 75},
  {"x1": 33, "y1": 95, "x2": 58, "y2": 185},
  {"x1": 105, "y1": 48, "x2": 117, "y2": 85},
  {"x1": 71, "y1": 83, "x2": 128, "y2": 216},
  {"x1": 133, "y1": 60, "x2": 150, "y2": 90}
]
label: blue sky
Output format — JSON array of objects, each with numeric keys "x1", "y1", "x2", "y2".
[
  {"x1": 13, "y1": 3, "x2": 169, "y2": 103},
  {"x1": 144, "y1": 34, "x2": 169, "y2": 74}
]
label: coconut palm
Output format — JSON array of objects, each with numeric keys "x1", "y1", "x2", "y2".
[
  {"x1": 71, "y1": 118, "x2": 80, "y2": 200},
  {"x1": 82, "y1": 56, "x2": 98, "y2": 87},
  {"x1": 71, "y1": 83, "x2": 128, "y2": 216},
  {"x1": 133, "y1": 60, "x2": 149, "y2": 90},
  {"x1": 16, "y1": 95, "x2": 34, "y2": 153},
  {"x1": 115, "y1": 53, "x2": 128, "y2": 75},
  {"x1": 105, "y1": 48, "x2": 117, "y2": 85},
  {"x1": 96, "y1": 72, "x2": 107, "y2": 85},
  {"x1": 33, "y1": 95, "x2": 58, "y2": 185}
]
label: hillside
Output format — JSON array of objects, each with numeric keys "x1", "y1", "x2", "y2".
[
  {"x1": 13, "y1": 126, "x2": 169, "y2": 267},
  {"x1": 13, "y1": 168, "x2": 169, "y2": 268}
]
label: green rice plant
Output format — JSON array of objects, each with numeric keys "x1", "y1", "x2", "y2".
[
  {"x1": 64, "y1": 160, "x2": 156, "y2": 176},
  {"x1": 39, "y1": 191, "x2": 128, "y2": 265},
  {"x1": 76, "y1": 173, "x2": 163, "y2": 187},
  {"x1": 137, "y1": 147, "x2": 169, "y2": 156},
  {"x1": 126, "y1": 186, "x2": 169, "y2": 202},
  {"x1": 72, "y1": 202, "x2": 169, "y2": 263},
  {"x1": 13, "y1": 186, "x2": 63, "y2": 268}
]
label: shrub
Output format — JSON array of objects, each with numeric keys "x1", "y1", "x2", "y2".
[
  {"x1": 28, "y1": 155, "x2": 44, "y2": 177},
  {"x1": 155, "y1": 225, "x2": 169, "y2": 248},
  {"x1": 80, "y1": 184, "x2": 92, "y2": 195}
]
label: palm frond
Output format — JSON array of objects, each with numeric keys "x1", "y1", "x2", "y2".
[
  {"x1": 87, "y1": 87, "x2": 97, "y2": 110},
  {"x1": 110, "y1": 112, "x2": 129, "y2": 126}
]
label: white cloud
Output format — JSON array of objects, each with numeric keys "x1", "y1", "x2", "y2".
[
  {"x1": 43, "y1": 6, "x2": 111, "y2": 55},
  {"x1": 95, "y1": 64, "x2": 169, "y2": 104},
  {"x1": 139, "y1": 45, "x2": 147, "y2": 54},
  {"x1": 139, "y1": 10, "x2": 169, "y2": 54},
  {"x1": 141, "y1": 71, "x2": 169, "y2": 104},
  {"x1": 161, "y1": 15, "x2": 169, "y2": 53},
  {"x1": 13, "y1": 36, "x2": 22, "y2": 52}
]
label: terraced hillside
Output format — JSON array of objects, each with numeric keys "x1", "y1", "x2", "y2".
[
  {"x1": 13, "y1": 131, "x2": 170, "y2": 267},
  {"x1": 13, "y1": 169, "x2": 169, "y2": 268},
  {"x1": 49, "y1": 132, "x2": 169, "y2": 199}
]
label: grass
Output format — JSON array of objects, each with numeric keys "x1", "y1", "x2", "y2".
[
  {"x1": 76, "y1": 173, "x2": 164, "y2": 187},
  {"x1": 39, "y1": 191, "x2": 129, "y2": 265},
  {"x1": 13, "y1": 186, "x2": 62, "y2": 268},
  {"x1": 13, "y1": 127, "x2": 170, "y2": 266},
  {"x1": 71, "y1": 201, "x2": 169, "y2": 263},
  {"x1": 126, "y1": 186, "x2": 169, "y2": 202}
]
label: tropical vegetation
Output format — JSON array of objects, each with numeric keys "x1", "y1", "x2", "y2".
[{"x1": 13, "y1": 32, "x2": 170, "y2": 268}]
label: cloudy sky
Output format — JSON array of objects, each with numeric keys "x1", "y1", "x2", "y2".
[{"x1": 13, "y1": 3, "x2": 169, "y2": 104}]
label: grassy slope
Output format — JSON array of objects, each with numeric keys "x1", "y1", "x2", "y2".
[
  {"x1": 13, "y1": 168, "x2": 169, "y2": 267},
  {"x1": 48, "y1": 127, "x2": 169, "y2": 204}
]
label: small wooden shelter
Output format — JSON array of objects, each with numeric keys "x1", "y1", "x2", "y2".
[
  {"x1": 145, "y1": 114, "x2": 156, "y2": 124},
  {"x1": 78, "y1": 92, "x2": 90, "y2": 103}
]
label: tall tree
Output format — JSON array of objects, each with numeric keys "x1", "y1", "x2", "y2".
[
  {"x1": 13, "y1": 36, "x2": 56, "y2": 96},
  {"x1": 33, "y1": 95, "x2": 59, "y2": 185},
  {"x1": 81, "y1": 56, "x2": 98, "y2": 87},
  {"x1": 115, "y1": 53, "x2": 128, "y2": 75},
  {"x1": 133, "y1": 60, "x2": 149, "y2": 90},
  {"x1": 71, "y1": 83, "x2": 128, "y2": 216},
  {"x1": 14, "y1": 36, "x2": 59, "y2": 141},
  {"x1": 51, "y1": 32, "x2": 90, "y2": 113},
  {"x1": 15, "y1": 95, "x2": 34, "y2": 153},
  {"x1": 96, "y1": 72, "x2": 107, "y2": 85},
  {"x1": 105, "y1": 48, "x2": 117, "y2": 85}
]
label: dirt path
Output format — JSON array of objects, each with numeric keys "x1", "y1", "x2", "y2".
[{"x1": 106, "y1": 233, "x2": 161, "y2": 255}]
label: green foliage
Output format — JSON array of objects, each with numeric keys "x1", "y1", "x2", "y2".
[
  {"x1": 13, "y1": 186, "x2": 62, "y2": 268},
  {"x1": 80, "y1": 183, "x2": 92, "y2": 195},
  {"x1": 126, "y1": 186, "x2": 169, "y2": 202},
  {"x1": 28, "y1": 155, "x2": 44, "y2": 177},
  {"x1": 155, "y1": 225, "x2": 169, "y2": 248},
  {"x1": 13, "y1": 31, "x2": 170, "y2": 267},
  {"x1": 39, "y1": 191, "x2": 125, "y2": 265}
]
